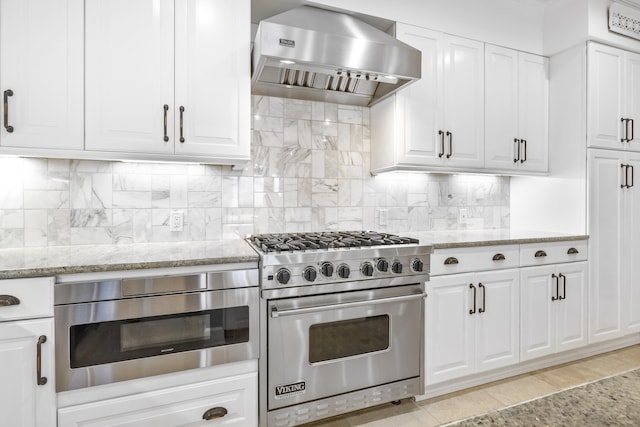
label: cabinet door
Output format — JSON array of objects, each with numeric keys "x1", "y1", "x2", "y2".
[
  {"x1": 474, "y1": 269, "x2": 519, "y2": 372},
  {"x1": 86, "y1": 0, "x2": 175, "y2": 154},
  {"x1": 441, "y1": 35, "x2": 484, "y2": 168},
  {"x1": 555, "y1": 262, "x2": 588, "y2": 352},
  {"x1": 587, "y1": 43, "x2": 624, "y2": 150},
  {"x1": 0, "y1": 0, "x2": 83, "y2": 150},
  {"x1": 623, "y1": 153, "x2": 640, "y2": 334},
  {"x1": 624, "y1": 52, "x2": 640, "y2": 151},
  {"x1": 425, "y1": 274, "x2": 475, "y2": 385},
  {"x1": 588, "y1": 149, "x2": 624, "y2": 342},
  {"x1": 392, "y1": 24, "x2": 444, "y2": 165},
  {"x1": 0, "y1": 318, "x2": 55, "y2": 427},
  {"x1": 485, "y1": 44, "x2": 519, "y2": 171},
  {"x1": 517, "y1": 52, "x2": 548, "y2": 173},
  {"x1": 174, "y1": 0, "x2": 250, "y2": 159},
  {"x1": 520, "y1": 265, "x2": 555, "y2": 361}
]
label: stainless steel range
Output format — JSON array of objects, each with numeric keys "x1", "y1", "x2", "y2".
[{"x1": 248, "y1": 231, "x2": 431, "y2": 427}]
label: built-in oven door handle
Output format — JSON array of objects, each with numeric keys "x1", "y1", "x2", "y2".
[{"x1": 270, "y1": 293, "x2": 424, "y2": 318}]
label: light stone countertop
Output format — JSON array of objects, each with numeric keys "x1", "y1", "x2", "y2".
[
  {"x1": 404, "y1": 229, "x2": 588, "y2": 249},
  {"x1": 0, "y1": 230, "x2": 588, "y2": 280},
  {"x1": 0, "y1": 239, "x2": 260, "y2": 280}
]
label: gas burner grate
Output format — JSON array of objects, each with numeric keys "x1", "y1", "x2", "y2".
[{"x1": 250, "y1": 231, "x2": 418, "y2": 253}]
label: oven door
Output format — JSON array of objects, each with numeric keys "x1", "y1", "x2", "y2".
[
  {"x1": 267, "y1": 284, "x2": 424, "y2": 410},
  {"x1": 55, "y1": 286, "x2": 258, "y2": 392}
]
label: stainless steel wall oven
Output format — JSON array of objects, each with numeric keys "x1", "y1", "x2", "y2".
[
  {"x1": 54, "y1": 268, "x2": 258, "y2": 392},
  {"x1": 248, "y1": 232, "x2": 431, "y2": 427}
]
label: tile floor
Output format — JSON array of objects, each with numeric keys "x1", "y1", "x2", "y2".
[{"x1": 306, "y1": 344, "x2": 640, "y2": 427}]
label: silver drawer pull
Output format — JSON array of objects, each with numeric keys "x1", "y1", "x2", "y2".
[
  {"x1": 444, "y1": 257, "x2": 459, "y2": 265},
  {"x1": 534, "y1": 250, "x2": 547, "y2": 258},
  {"x1": 0, "y1": 294, "x2": 20, "y2": 307},
  {"x1": 492, "y1": 253, "x2": 506, "y2": 261},
  {"x1": 567, "y1": 247, "x2": 579, "y2": 255}
]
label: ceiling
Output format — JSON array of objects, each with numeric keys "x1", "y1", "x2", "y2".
[{"x1": 250, "y1": 0, "x2": 554, "y2": 25}]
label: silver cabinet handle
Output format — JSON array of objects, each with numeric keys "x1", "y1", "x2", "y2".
[
  {"x1": 478, "y1": 283, "x2": 486, "y2": 313},
  {"x1": 0, "y1": 294, "x2": 20, "y2": 307},
  {"x1": 551, "y1": 274, "x2": 559, "y2": 301},
  {"x1": 270, "y1": 293, "x2": 424, "y2": 318},
  {"x1": 36, "y1": 335, "x2": 47, "y2": 386},
  {"x1": 469, "y1": 283, "x2": 476, "y2": 315},
  {"x1": 202, "y1": 407, "x2": 227, "y2": 421},
  {"x1": 163, "y1": 104, "x2": 169, "y2": 142},
  {"x1": 446, "y1": 131, "x2": 453, "y2": 158},
  {"x1": 179, "y1": 106, "x2": 185, "y2": 143},
  {"x1": 438, "y1": 130, "x2": 445, "y2": 158},
  {"x1": 514, "y1": 138, "x2": 520, "y2": 163}
]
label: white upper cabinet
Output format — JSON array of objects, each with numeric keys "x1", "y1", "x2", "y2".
[
  {"x1": 0, "y1": 0, "x2": 83, "y2": 150},
  {"x1": 371, "y1": 24, "x2": 484, "y2": 173},
  {"x1": 86, "y1": 0, "x2": 250, "y2": 164},
  {"x1": 86, "y1": 0, "x2": 175, "y2": 155},
  {"x1": 485, "y1": 44, "x2": 548, "y2": 173},
  {"x1": 587, "y1": 42, "x2": 640, "y2": 152}
]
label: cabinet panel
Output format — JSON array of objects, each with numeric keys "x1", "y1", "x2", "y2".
[
  {"x1": 555, "y1": 262, "x2": 588, "y2": 352},
  {"x1": 425, "y1": 274, "x2": 475, "y2": 385},
  {"x1": 623, "y1": 153, "x2": 640, "y2": 333},
  {"x1": 393, "y1": 24, "x2": 442, "y2": 165},
  {"x1": 174, "y1": 0, "x2": 249, "y2": 158},
  {"x1": 624, "y1": 52, "x2": 640, "y2": 151},
  {"x1": 485, "y1": 45, "x2": 518, "y2": 169},
  {"x1": 588, "y1": 149, "x2": 624, "y2": 342},
  {"x1": 587, "y1": 43, "x2": 624, "y2": 150},
  {"x1": 520, "y1": 265, "x2": 555, "y2": 361},
  {"x1": 0, "y1": 277, "x2": 53, "y2": 321},
  {"x1": 517, "y1": 52, "x2": 548, "y2": 172},
  {"x1": 475, "y1": 269, "x2": 519, "y2": 372},
  {"x1": 0, "y1": 0, "x2": 83, "y2": 150},
  {"x1": 0, "y1": 318, "x2": 56, "y2": 427},
  {"x1": 442, "y1": 35, "x2": 484, "y2": 168},
  {"x1": 85, "y1": 0, "x2": 175, "y2": 154}
]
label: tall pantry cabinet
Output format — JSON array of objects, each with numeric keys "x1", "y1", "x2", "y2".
[{"x1": 587, "y1": 42, "x2": 640, "y2": 342}]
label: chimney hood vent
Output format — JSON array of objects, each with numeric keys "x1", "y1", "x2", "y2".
[{"x1": 251, "y1": 6, "x2": 421, "y2": 107}]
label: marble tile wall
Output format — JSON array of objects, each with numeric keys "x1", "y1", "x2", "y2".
[{"x1": 0, "y1": 96, "x2": 510, "y2": 248}]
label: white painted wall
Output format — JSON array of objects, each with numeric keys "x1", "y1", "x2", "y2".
[
  {"x1": 544, "y1": 0, "x2": 640, "y2": 55},
  {"x1": 307, "y1": 0, "x2": 546, "y2": 54}
]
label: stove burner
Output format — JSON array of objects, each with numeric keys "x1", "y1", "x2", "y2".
[{"x1": 250, "y1": 231, "x2": 419, "y2": 253}]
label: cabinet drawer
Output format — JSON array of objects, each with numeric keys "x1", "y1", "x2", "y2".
[
  {"x1": 519, "y1": 241, "x2": 588, "y2": 266},
  {"x1": 0, "y1": 277, "x2": 54, "y2": 321},
  {"x1": 58, "y1": 370, "x2": 257, "y2": 427},
  {"x1": 431, "y1": 245, "x2": 519, "y2": 276}
]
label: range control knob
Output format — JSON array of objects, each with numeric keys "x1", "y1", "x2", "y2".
[
  {"x1": 411, "y1": 258, "x2": 425, "y2": 272},
  {"x1": 276, "y1": 268, "x2": 291, "y2": 285},
  {"x1": 320, "y1": 262, "x2": 334, "y2": 277},
  {"x1": 376, "y1": 258, "x2": 389, "y2": 272},
  {"x1": 337, "y1": 264, "x2": 351, "y2": 279},
  {"x1": 391, "y1": 260, "x2": 403, "y2": 274},
  {"x1": 361, "y1": 262, "x2": 374, "y2": 277},
  {"x1": 303, "y1": 266, "x2": 317, "y2": 282}
]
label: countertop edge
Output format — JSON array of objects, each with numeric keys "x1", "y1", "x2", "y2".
[{"x1": 430, "y1": 234, "x2": 589, "y2": 249}]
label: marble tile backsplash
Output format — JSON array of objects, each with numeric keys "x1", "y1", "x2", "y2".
[{"x1": 0, "y1": 96, "x2": 510, "y2": 248}]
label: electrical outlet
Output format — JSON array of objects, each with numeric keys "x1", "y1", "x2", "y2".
[
  {"x1": 378, "y1": 208, "x2": 389, "y2": 227},
  {"x1": 169, "y1": 211, "x2": 184, "y2": 232},
  {"x1": 459, "y1": 208, "x2": 468, "y2": 224}
]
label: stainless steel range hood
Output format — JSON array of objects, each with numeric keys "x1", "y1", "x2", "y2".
[{"x1": 251, "y1": 6, "x2": 421, "y2": 107}]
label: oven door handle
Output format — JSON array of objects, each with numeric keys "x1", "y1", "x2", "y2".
[{"x1": 270, "y1": 293, "x2": 424, "y2": 318}]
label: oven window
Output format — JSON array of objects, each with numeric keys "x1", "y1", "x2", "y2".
[
  {"x1": 69, "y1": 306, "x2": 249, "y2": 368},
  {"x1": 308, "y1": 315, "x2": 390, "y2": 363}
]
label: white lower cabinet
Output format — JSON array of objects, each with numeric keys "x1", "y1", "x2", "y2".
[
  {"x1": 520, "y1": 262, "x2": 589, "y2": 361},
  {"x1": 58, "y1": 370, "x2": 258, "y2": 427},
  {"x1": 0, "y1": 277, "x2": 56, "y2": 427},
  {"x1": 425, "y1": 268, "x2": 519, "y2": 386}
]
